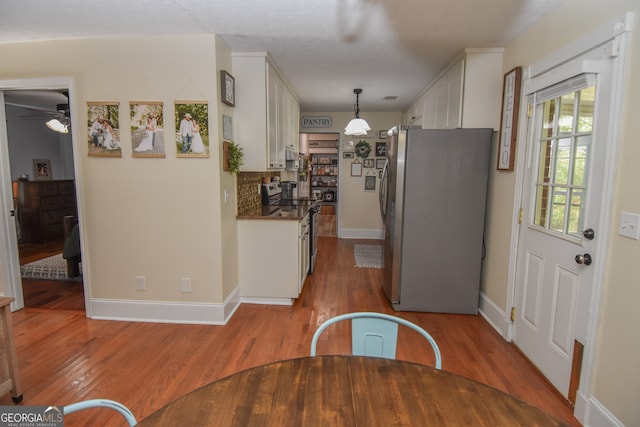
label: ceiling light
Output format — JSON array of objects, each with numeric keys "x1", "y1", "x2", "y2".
[
  {"x1": 46, "y1": 118, "x2": 69, "y2": 134},
  {"x1": 344, "y1": 89, "x2": 371, "y2": 136}
]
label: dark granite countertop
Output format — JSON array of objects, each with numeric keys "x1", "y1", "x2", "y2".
[{"x1": 237, "y1": 205, "x2": 311, "y2": 221}]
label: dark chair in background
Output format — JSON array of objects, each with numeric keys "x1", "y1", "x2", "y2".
[{"x1": 63, "y1": 216, "x2": 81, "y2": 278}]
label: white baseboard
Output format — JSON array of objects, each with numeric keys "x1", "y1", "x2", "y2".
[
  {"x1": 90, "y1": 287, "x2": 241, "y2": 325},
  {"x1": 478, "y1": 291, "x2": 512, "y2": 341},
  {"x1": 575, "y1": 392, "x2": 623, "y2": 427},
  {"x1": 338, "y1": 228, "x2": 383, "y2": 239},
  {"x1": 240, "y1": 296, "x2": 293, "y2": 306}
]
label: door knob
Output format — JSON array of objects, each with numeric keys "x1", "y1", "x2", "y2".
[
  {"x1": 575, "y1": 253, "x2": 592, "y2": 265},
  {"x1": 582, "y1": 228, "x2": 595, "y2": 240}
]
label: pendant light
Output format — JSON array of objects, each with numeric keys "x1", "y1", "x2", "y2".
[
  {"x1": 46, "y1": 118, "x2": 69, "y2": 134},
  {"x1": 344, "y1": 88, "x2": 371, "y2": 136}
]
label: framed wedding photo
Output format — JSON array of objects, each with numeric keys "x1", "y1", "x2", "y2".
[
  {"x1": 87, "y1": 102, "x2": 121, "y2": 158},
  {"x1": 130, "y1": 102, "x2": 165, "y2": 158},
  {"x1": 220, "y1": 70, "x2": 235, "y2": 107},
  {"x1": 176, "y1": 101, "x2": 210, "y2": 158}
]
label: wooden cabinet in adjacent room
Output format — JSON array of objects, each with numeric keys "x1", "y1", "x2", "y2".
[{"x1": 16, "y1": 180, "x2": 77, "y2": 243}]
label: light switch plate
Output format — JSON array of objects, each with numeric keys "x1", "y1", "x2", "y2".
[{"x1": 619, "y1": 212, "x2": 640, "y2": 240}]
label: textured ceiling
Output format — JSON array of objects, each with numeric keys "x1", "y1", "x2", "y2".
[{"x1": 0, "y1": 0, "x2": 564, "y2": 112}]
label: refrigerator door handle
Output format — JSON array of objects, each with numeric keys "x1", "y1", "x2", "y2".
[{"x1": 379, "y1": 158, "x2": 389, "y2": 223}]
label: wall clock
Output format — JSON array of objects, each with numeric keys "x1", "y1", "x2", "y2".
[
  {"x1": 220, "y1": 70, "x2": 235, "y2": 107},
  {"x1": 497, "y1": 66, "x2": 522, "y2": 171}
]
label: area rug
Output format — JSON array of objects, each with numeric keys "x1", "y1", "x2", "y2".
[
  {"x1": 20, "y1": 253, "x2": 81, "y2": 281},
  {"x1": 354, "y1": 244, "x2": 383, "y2": 268}
]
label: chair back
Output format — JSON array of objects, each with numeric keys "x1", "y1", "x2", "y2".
[
  {"x1": 64, "y1": 399, "x2": 137, "y2": 426},
  {"x1": 310, "y1": 312, "x2": 442, "y2": 369}
]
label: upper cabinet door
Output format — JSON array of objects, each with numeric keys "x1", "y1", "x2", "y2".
[
  {"x1": 233, "y1": 53, "x2": 299, "y2": 171},
  {"x1": 405, "y1": 49, "x2": 503, "y2": 131}
]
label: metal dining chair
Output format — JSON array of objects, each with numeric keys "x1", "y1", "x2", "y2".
[
  {"x1": 64, "y1": 399, "x2": 137, "y2": 426},
  {"x1": 310, "y1": 312, "x2": 442, "y2": 369}
]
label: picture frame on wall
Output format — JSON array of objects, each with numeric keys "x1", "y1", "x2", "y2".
[
  {"x1": 365, "y1": 175, "x2": 376, "y2": 191},
  {"x1": 497, "y1": 66, "x2": 522, "y2": 171},
  {"x1": 376, "y1": 158, "x2": 386, "y2": 169},
  {"x1": 87, "y1": 102, "x2": 121, "y2": 158},
  {"x1": 176, "y1": 101, "x2": 210, "y2": 158},
  {"x1": 375, "y1": 142, "x2": 386, "y2": 157},
  {"x1": 363, "y1": 159, "x2": 374, "y2": 168},
  {"x1": 223, "y1": 114, "x2": 233, "y2": 140},
  {"x1": 130, "y1": 102, "x2": 165, "y2": 158},
  {"x1": 220, "y1": 70, "x2": 235, "y2": 107},
  {"x1": 351, "y1": 159, "x2": 362, "y2": 177},
  {"x1": 33, "y1": 159, "x2": 51, "y2": 180},
  {"x1": 378, "y1": 130, "x2": 388, "y2": 139}
]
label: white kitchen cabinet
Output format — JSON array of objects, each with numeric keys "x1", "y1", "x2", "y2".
[
  {"x1": 299, "y1": 214, "x2": 310, "y2": 292},
  {"x1": 409, "y1": 48, "x2": 504, "y2": 131},
  {"x1": 406, "y1": 92, "x2": 425, "y2": 126},
  {"x1": 232, "y1": 52, "x2": 300, "y2": 171},
  {"x1": 238, "y1": 214, "x2": 309, "y2": 303}
]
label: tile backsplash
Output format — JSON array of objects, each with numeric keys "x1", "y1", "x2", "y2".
[{"x1": 236, "y1": 172, "x2": 280, "y2": 216}]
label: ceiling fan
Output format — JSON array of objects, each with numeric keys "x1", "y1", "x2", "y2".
[{"x1": 6, "y1": 91, "x2": 71, "y2": 134}]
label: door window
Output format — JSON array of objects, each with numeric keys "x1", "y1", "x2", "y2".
[{"x1": 532, "y1": 85, "x2": 595, "y2": 240}]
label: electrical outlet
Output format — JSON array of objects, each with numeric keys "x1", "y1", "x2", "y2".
[
  {"x1": 181, "y1": 277, "x2": 192, "y2": 293},
  {"x1": 619, "y1": 212, "x2": 640, "y2": 240},
  {"x1": 135, "y1": 276, "x2": 146, "y2": 291}
]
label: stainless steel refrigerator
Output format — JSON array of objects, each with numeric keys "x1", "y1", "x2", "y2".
[{"x1": 379, "y1": 126, "x2": 493, "y2": 314}]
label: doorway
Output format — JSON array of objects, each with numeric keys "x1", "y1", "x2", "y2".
[
  {"x1": 511, "y1": 23, "x2": 628, "y2": 405},
  {"x1": 299, "y1": 133, "x2": 339, "y2": 237},
  {"x1": 0, "y1": 82, "x2": 85, "y2": 312}
]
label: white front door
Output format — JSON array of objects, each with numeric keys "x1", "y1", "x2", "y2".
[{"x1": 513, "y1": 42, "x2": 619, "y2": 397}]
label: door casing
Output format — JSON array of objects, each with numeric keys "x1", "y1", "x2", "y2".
[
  {"x1": 505, "y1": 13, "x2": 631, "y2": 422},
  {"x1": 0, "y1": 77, "x2": 90, "y2": 315}
]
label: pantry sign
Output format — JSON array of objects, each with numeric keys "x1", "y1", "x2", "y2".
[{"x1": 301, "y1": 116, "x2": 332, "y2": 128}]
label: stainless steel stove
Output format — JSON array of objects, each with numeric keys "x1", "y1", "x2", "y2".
[{"x1": 262, "y1": 182, "x2": 320, "y2": 273}]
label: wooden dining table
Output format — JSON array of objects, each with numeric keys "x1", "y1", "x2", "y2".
[{"x1": 139, "y1": 355, "x2": 570, "y2": 426}]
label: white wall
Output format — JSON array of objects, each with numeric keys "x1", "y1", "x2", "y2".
[{"x1": 0, "y1": 36, "x2": 232, "y2": 320}]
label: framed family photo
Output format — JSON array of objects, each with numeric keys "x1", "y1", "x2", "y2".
[
  {"x1": 87, "y1": 102, "x2": 121, "y2": 157},
  {"x1": 176, "y1": 102, "x2": 209, "y2": 158},
  {"x1": 130, "y1": 102, "x2": 165, "y2": 158}
]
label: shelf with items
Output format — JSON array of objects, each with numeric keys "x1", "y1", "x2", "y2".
[{"x1": 310, "y1": 153, "x2": 338, "y2": 205}]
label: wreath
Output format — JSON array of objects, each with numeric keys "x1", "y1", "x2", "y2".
[{"x1": 354, "y1": 140, "x2": 372, "y2": 158}]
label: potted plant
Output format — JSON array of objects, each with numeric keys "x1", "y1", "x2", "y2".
[{"x1": 224, "y1": 141, "x2": 244, "y2": 173}]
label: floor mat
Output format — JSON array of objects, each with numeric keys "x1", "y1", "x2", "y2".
[
  {"x1": 20, "y1": 253, "x2": 81, "y2": 281},
  {"x1": 353, "y1": 244, "x2": 383, "y2": 268}
]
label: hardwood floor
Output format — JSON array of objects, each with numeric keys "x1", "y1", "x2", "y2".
[
  {"x1": 18, "y1": 240, "x2": 85, "y2": 311},
  {"x1": 4, "y1": 237, "x2": 580, "y2": 426},
  {"x1": 317, "y1": 212, "x2": 336, "y2": 237}
]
